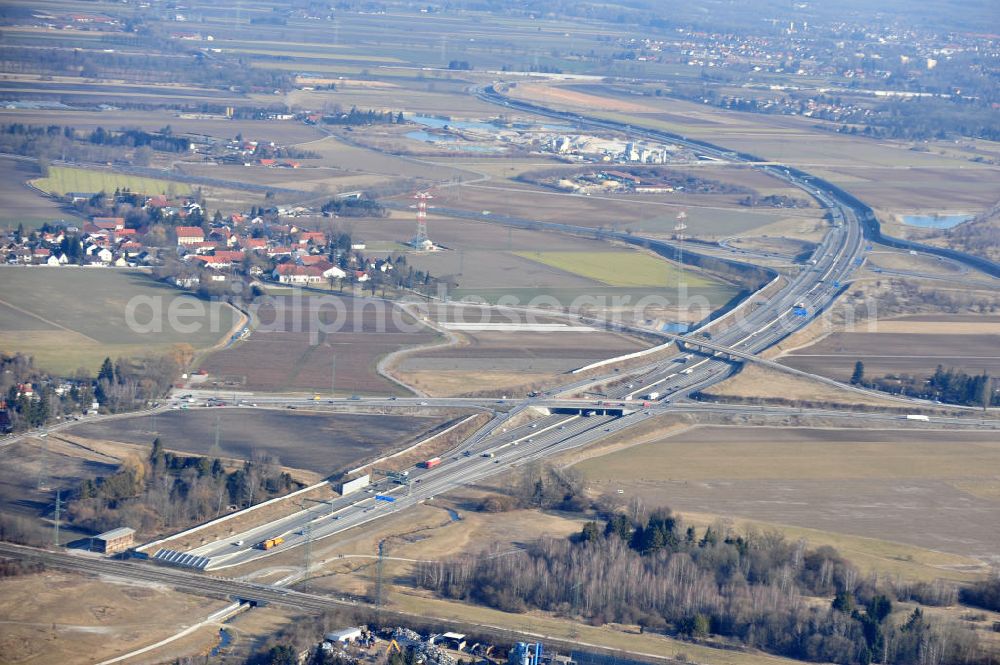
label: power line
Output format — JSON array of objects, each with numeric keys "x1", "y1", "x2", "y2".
[{"x1": 53, "y1": 490, "x2": 61, "y2": 547}]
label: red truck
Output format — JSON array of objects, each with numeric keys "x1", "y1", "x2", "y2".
[{"x1": 420, "y1": 457, "x2": 442, "y2": 469}]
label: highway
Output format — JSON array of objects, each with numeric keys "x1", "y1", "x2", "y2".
[{"x1": 112, "y1": 87, "x2": 988, "y2": 572}]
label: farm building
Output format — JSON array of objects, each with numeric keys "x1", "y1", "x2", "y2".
[{"x1": 93, "y1": 526, "x2": 135, "y2": 554}]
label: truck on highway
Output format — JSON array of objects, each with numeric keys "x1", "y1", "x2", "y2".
[
  {"x1": 645, "y1": 391, "x2": 661, "y2": 400},
  {"x1": 905, "y1": 414, "x2": 930, "y2": 422},
  {"x1": 257, "y1": 536, "x2": 285, "y2": 550},
  {"x1": 420, "y1": 457, "x2": 442, "y2": 469}
]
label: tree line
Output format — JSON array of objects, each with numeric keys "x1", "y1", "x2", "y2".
[
  {"x1": 69, "y1": 436, "x2": 297, "y2": 536},
  {"x1": 851, "y1": 361, "x2": 995, "y2": 408},
  {"x1": 322, "y1": 107, "x2": 404, "y2": 126},
  {"x1": 321, "y1": 196, "x2": 388, "y2": 218},
  {"x1": 416, "y1": 505, "x2": 986, "y2": 665},
  {"x1": 87, "y1": 126, "x2": 190, "y2": 153}
]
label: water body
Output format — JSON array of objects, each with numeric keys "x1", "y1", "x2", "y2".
[
  {"x1": 900, "y1": 213, "x2": 974, "y2": 229},
  {"x1": 405, "y1": 130, "x2": 458, "y2": 143},
  {"x1": 407, "y1": 114, "x2": 498, "y2": 132},
  {"x1": 209, "y1": 628, "x2": 233, "y2": 657}
]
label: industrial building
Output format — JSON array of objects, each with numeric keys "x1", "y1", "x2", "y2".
[
  {"x1": 434, "y1": 632, "x2": 467, "y2": 650},
  {"x1": 93, "y1": 527, "x2": 135, "y2": 554},
  {"x1": 324, "y1": 627, "x2": 363, "y2": 644}
]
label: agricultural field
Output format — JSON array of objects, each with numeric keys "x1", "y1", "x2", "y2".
[
  {"x1": 397, "y1": 327, "x2": 650, "y2": 396},
  {"x1": 32, "y1": 166, "x2": 192, "y2": 198},
  {"x1": 0, "y1": 569, "x2": 228, "y2": 665},
  {"x1": 573, "y1": 425, "x2": 1000, "y2": 565},
  {"x1": 198, "y1": 294, "x2": 437, "y2": 395},
  {"x1": 777, "y1": 314, "x2": 1000, "y2": 381},
  {"x1": 66, "y1": 408, "x2": 451, "y2": 476},
  {"x1": 0, "y1": 157, "x2": 81, "y2": 230},
  {"x1": 0, "y1": 436, "x2": 117, "y2": 527},
  {"x1": 509, "y1": 83, "x2": 1000, "y2": 218},
  {"x1": 308, "y1": 211, "x2": 741, "y2": 311},
  {"x1": 865, "y1": 248, "x2": 970, "y2": 277},
  {"x1": 426, "y1": 178, "x2": 819, "y2": 239},
  {"x1": 0, "y1": 267, "x2": 239, "y2": 375},
  {"x1": 513, "y1": 250, "x2": 722, "y2": 288},
  {"x1": 294, "y1": 134, "x2": 473, "y2": 184}
]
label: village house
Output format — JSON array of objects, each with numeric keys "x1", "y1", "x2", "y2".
[
  {"x1": 175, "y1": 226, "x2": 205, "y2": 246},
  {"x1": 92, "y1": 217, "x2": 125, "y2": 231},
  {"x1": 273, "y1": 263, "x2": 323, "y2": 285}
]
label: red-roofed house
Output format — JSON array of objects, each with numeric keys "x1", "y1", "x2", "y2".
[
  {"x1": 273, "y1": 264, "x2": 323, "y2": 284},
  {"x1": 242, "y1": 238, "x2": 267, "y2": 251},
  {"x1": 213, "y1": 250, "x2": 246, "y2": 263},
  {"x1": 298, "y1": 231, "x2": 326, "y2": 245},
  {"x1": 176, "y1": 226, "x2": 205, "y2": 245},
  {"x1": 93, "y1": 217, "x2": 125, "y2": 231},
  {"x1": 193, "y1": 255, "x2": 233, "y2": 269}
]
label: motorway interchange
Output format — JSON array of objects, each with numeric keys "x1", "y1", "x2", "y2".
[{"x1": 128, "y1": 88, "x2": 1000, "y2": 573}]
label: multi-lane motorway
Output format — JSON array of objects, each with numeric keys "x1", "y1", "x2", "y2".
[{"x1": 131, "y1": 87, "x2": 981, "y2": 571}]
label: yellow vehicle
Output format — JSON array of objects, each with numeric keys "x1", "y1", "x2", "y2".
[
  {"x1": 258, "y1": 536, "x2": 285, "y2": 550},
  {"x1": 313, "y1": 394, "x2": 322, "y2": 401}
]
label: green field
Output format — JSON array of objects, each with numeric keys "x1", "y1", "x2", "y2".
[
  {"x1": 0, "y1": 267, "x2": 238, "y2": 375},
  {"x1": 33, "y1": 167, "x2": 191, "y2": 197},
  {"x1": 515, "y1": 250, "x2": 721, "y2": 288}
]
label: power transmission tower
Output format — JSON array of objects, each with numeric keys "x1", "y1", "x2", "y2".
[
  {"x1": 375, "y1": 539, "x2": 386, "y2": 626},
  {"x1": 673, "y1": 210, "x2": 688, "y2": 319}
]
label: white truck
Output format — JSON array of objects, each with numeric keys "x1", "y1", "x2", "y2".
[
  {"x1": 645, "y1": 391, "x2": 661, "y2": 400},
  {"x1": 905, "y1": 414, "x2": 930, "y2": 422}
]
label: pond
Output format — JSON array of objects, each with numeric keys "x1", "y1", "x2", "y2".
[
  {"x1": 210, "y1": 628, "x2": 233, "y2": 656},
  {"x1": 900, "y1": 213, "x2": 974, "y2": 229},
  {"x1": 407, "y1": 114, "x2": 499, "y2": 132}
]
